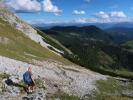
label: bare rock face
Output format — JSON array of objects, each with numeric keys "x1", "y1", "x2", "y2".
[
  {"x1": 0, "y1": 8, "x2": 41, "y2": 42},
  {"x1": 0, "y1": 56, "x2": 107, "y2": 100},
  {"x1": 21, "y1": 89, "x2": 46, "y2": 100},
  {"x1": 0, "y1": 8, "x2": 63, "y2": 55},
  {"x1": 0, "y1": 74, "x2": 46, "y2": 100}
]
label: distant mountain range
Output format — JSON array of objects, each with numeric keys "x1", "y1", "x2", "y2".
[
  {"x1": 34, "y1": 22, "x2": 133, "y2": 30},
  {"x1": 106, "y1": 27, "x2": 133, "y2": 44}
]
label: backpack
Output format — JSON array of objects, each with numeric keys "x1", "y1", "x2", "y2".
[{"x1": 23, "y1": 71, "x2": 32, "y2": 84}]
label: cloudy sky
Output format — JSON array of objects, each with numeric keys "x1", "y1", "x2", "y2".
[{"x1": 1, "y1": 0, "x2": 133, "y2": 24}]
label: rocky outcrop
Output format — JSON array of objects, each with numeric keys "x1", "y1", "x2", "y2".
[
  {"x1": 22, "y1": 89, "x2": 46, "y2": 100},
  {"x1": 0, "y1": 8, "x2": 63, "y2": 55},
  {"x1": 0, "y1": 56, "x2": 107, "y2": 99}
]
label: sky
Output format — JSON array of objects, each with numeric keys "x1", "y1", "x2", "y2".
[{"x1": 1, "y1": 0, "x2": 133, "y2": 25}]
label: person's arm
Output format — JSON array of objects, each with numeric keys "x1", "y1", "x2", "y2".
[{"x1": 29, "y1": 71, "x2": 35, "y2": 85}]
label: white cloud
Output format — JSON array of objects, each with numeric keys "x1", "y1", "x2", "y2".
[
  {"x1": 73, "y1": 10, "x2": 85, "y2": 15},
  {"x1": 95, "y1": 11, "x2": 109, "y2": 19},
  {"x1": 94, "y1": 11, "x2": 129, "y2": 23},
  {"x1": 73, "y1": 18, "x2": 98, "y2": 23},
  {"x1": 3, "y1": 0, "x2": 62, "y2": 16},
  {"x1": 28, "y1": 18, "x2": 99, "y2": 25},
  {"x1": 73, "y1": 18, "x2": 87, "y2": 23},
  {"x1": 5, "y1": 0, "x2": 41, "y2": 13},
  {"x1": 110, "y1": 11, "x2": 127, "y2": 18},
  {"x1": 94, "y1": 11, "x2": 127, "y2": 19},
  {"x1": 43, "y1": 0, "x2": 62, "y2": 16}
]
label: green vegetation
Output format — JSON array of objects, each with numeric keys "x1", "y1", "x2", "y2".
[
  {"x1": 47, "y1": 91, "x2": 80, "y2": 100},
  {"x1": 17, "y1": 80, "x2": 27, "y2": 93},
  {"x1": 125, "y1": 40, "x2": 133, "y2": 48},
  {"x1": 123, "y1": 40, "x2": 133, "y2": 53},
  {"x1": 17, "y1": 78, "x2": 46, "y2": 93},
  {"x1": 0, "y1": 18, "x2": 72, "y2": 65},
  {"x1": 0, "y1": 73, "x2": 10, "y2": 93},
  {"x1": 41, "y1": 26, "x2": 133, "y2": 79},
  {"x1": 106, "y1": 27, "x2": 133, "y2": 44},
  {"x1": 36, "y1": 29, "x2": 72, "y2": 54},
  {"x1": 89, "y1": 78, "x2": 133, "y2": 100},
  {"x1": 34, "y1": 78, "x2": 45, "y2": 89},
  {"x1": 0, "y1": 73, "x2": 10, "y2": 79}
]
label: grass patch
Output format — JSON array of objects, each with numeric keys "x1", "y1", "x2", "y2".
[
  {"x1": 0, "y1": 73, "x2": 10, "y2": 93},
  {"x1": 115, "y1": 69, "x2": 133, "y2": 78},
  {"x1": 90, "y1": 67, "x2": 133, "y2": 80},
  {"x1": 47, "y1": 91, "x2": 80, "y2": 100},
  {"x1": 17, "y1": 80, "x2": 27, "y2": 93},
  {"x1": 96, "y1": 78, "x2": 123, "y2": 93},
  {"x1": 34, "y1": 78, "x2": 45, "y2": 89},
  {"x1": 89, "y1": 78, "x2": 133, "y2": 100},
  {"x1": 0, "y1": 73, "x2": 10, "y2": 79}
]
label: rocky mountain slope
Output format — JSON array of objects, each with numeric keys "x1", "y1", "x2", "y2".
[
  {"x1": 0, "y1": 7, "x2": 63, "y2": 55},
  {"x1": 0, "y1": 7, "x2": 133, "y2": 100},
  {"x1": 0, "y1": 7, "x2": 108, "y2": 100},
  {"x1": 0, "y1": 56, "x2": 106, "y2": 100}
]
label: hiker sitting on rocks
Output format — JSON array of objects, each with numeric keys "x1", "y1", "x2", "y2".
[{"x1": 23, "y1": 67, "x2": 35, "y2": 93}]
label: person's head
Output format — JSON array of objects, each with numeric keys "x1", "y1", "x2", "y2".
[{"x1": 28, "y1": 67, "x2": 32, "y2": 72}]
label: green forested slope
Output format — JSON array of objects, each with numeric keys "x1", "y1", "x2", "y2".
[{"x1": 40, "y1": 26, "x2": 133, "y2": 78}]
